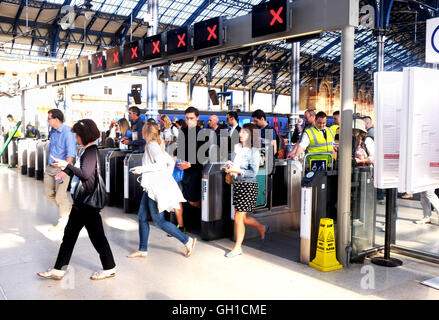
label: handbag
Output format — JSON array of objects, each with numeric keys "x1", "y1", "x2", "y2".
[
  {"x1": 225, "y1": 172, "x2": 234, "y2": 185},
  {"x1": 73, "y1": 151, "x2": 107, "y2": 209}
]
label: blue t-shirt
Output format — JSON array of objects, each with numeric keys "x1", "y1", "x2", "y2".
[{"x1": 48, "y1": 124, "x2": 77, "y2": 165}]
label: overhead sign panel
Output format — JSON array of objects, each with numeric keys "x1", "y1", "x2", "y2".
[
  {"x1": 167, "y1": 26, "x2": 190, "y2": 55},
  {"x1": 66, "y1": 59, "x2": 77, "y2": 78},
  {"x1": 106, "y1": 46, "x2": 122, "y2": 70},
  {"x1": 56, "y1": 63, "x2": 65, "y2": 81},
  {"x1": 144, "y1": 34, "x2": 164, "y2": 60},
  {"x1": 252, "y1": 0, "x2": 288, "y2": 38},
  {"x1": 123, "y1": 40, "x2": 143, "y2": 65},
  {"x1": 426, "y1": 17, "x2": 439, "y2": 63},
  {"x1": 91, "y1": 52, "x2": 105, "y2": 73},
  {"x1": 194, "y1": 17, "x2": 223, "y2": 50},
  {"x1": 47, "y1": 67, "x2": 55, "y2": 83},
  {"x1": 77, "y1": 56, "x2": 89, "y2": 76}
]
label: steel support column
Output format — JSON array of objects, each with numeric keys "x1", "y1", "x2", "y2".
[{"x1": 337, "y1": 25, "x2": 355, "y2": 267}]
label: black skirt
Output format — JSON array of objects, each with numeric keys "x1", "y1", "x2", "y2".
[{"x1": 233, "y1": 182, "x2": 259, "y2": 213}]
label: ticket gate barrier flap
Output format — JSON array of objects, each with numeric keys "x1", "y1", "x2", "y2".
[
  {"x1": 123, "y1": 152, "x2": 143, "y2": 213},
  {"x1": 201, "y1": 163, "x2": 233, "y2": 241},
  {"x1": 17, "y1": 138, "x2": 28, "y2": 175},
  {"x1": 105, "y1": 149, "x2": 131, "y2": 207},
  {"x1": 42, "y1": 141, "x2": 49, "y2": 176},
  {"x1": 97, "y1": 147, "x2": 117, "y2": 184},
  {"x1": 27, "y1": 139, "x2": 38, "y2": 177}
]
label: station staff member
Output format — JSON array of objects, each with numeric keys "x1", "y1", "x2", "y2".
[
  {"x1": 121, "y1": 106, "x2": 145, "y2": 153},
  {"x1": 6, "y1": 114, "x2": 21, "y2": 138},
  {"x1": 330, "y1": 110, "x2": 340, "y2": 144},
  {"x1": 287, "y1": 111, "x2": 335, "y2": 171}
]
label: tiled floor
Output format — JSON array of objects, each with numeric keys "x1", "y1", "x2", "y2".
[{"x1": 1, "y1": 167, "x2": 439, "y2": 300}]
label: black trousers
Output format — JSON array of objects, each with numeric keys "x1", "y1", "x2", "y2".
[{"x1": 54, "y1": 204, "x2": 116, "y2": 270}]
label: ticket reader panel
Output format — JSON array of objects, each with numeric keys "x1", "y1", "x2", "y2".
[
  {"x1": 0, "y1": 134, "x2": 8, "y2": 164},
  {"x1": 105, "y1": 150, "x2": 130, "y2": 207},
  {"x1": 201, "y1": 163, "x2": 233, "y2": 240},
  {"x1": 97, "y1": 148, "x2": 116, "y2": 183},
  {"x1": 123, "y1": 153, "x2": 143, "y2": 213}
]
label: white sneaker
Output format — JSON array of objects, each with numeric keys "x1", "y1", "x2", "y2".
[
  {"x1": 414, "y1": 217, "x2": 431, "y2": 224},
  {"x1": 90, "y1": 268, "x2": 116, "y2": 280}
]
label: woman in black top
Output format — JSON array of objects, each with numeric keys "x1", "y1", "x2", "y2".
[{"x1": 37, "y1": 119, "x2": 116, "y2": 281}]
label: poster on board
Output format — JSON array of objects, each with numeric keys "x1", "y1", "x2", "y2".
[{"x1": 373, "y1": 71, "x2": 403, "y2": 189}]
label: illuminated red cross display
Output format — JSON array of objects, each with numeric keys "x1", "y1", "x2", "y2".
[
  {"x1": 269, "y1": 7, "x2": 284, "y2": 26},
  {"x1": 131, "y1": 46, "x2": 138, "y2": 59},
  {"x1": 113, "y1": 52, "x2": 119, "y2": 63},
  {"x1": 207, "y1": 25, "x2": 217, "y2": 40},
  {"x1": 97, "y1": 56, "x2": 103, "y2": 67},
  {"x1": 152, "y1": 41, "x2": 160, "y2": 54},
  {"x1": 177, "y1": 33, "x2": 186, "y2": 48}
]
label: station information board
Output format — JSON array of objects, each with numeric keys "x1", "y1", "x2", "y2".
[
  {"x1": 252, "y1": 0, "x2": 287, "y2": 38},
  {"x1": 194, "y1": 17, "x2": 223, "y2": 50},
  {"x1": 38, "y1": 69, "x2": 46, "y2": 86},
  {"x1": 106, "y1": 46, "x2": 122, "y2": 69},
  {"x1": 56, "y1": 63, "x2": 65, "y2": 81},
  {"x1": 47, "y1": 67, "x2": 55, "y2": 83},
  {"x1": 374, "y1": 72, "x2": 403, "y2": 189},
  {"x1": 77, "y1": 56, "x2": 89, "y2": 76},
  {"x1": 398, "y1": 67, "x2": 439, "y2": 193},
  {"x1": 66, "y1": 60, "x2": 77, "y2": 78},
  {"x1": 91, "y1": 52, "x2": 105, "y2": 73},
  {"x1": 123, "y1": 40, "x2": 143, "y2": 65},
  {"x1": 144, "y1": 34, "x2": 164, "y2": 60},
  {"x1": 167, "y1": 26, "x2": 190, "y2": 55}
]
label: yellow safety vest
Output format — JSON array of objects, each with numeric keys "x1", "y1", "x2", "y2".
[
  {"x1": 329, "y1": 124, "x2": 339, "y2": 144},
  {"x1": 8, "y1": 120, "x2": 21, "y2": 138},
  {"x1": 304, "y1": 126, "x2": 334, "y2": 170}
]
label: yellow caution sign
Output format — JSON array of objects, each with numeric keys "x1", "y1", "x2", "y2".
[{"x1": 309, "y1": 218, "x2": 343, "y2": 272}]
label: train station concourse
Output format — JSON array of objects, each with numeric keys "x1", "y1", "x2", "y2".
[{"x1": 1, "y1": 0, "x2": 439, "y2": 304}]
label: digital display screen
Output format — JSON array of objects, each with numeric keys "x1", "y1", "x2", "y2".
[
  {"x1": 252, "y1": 0, "x2": 287, "y2": 38},
  {"x1": 194, "y1": 17, "x2": 223, "y2": 50},
  {"x1": 167, "y1": 26, "x2": 190, "y2": 55},
  {"x1": 91, "y1": 52, "x2": 105, "y2": 73},
  {"x1": 46, "y1": 67, "x2": 55, "y2": 83},
  {"x1": 144, "y1": 34, "x2": 164, "y2": 60},
  {"x1": 106, "y1": 46, "x2": 122, "y2": 69},
  {"x1": 123, "y1": 41, "x2": 142, "y2": 65},
  {"x1": 66, "y1": 60, "x2": 77, "y2": 78},
  {"x1": 56, "y1": 63, "x2": 65, "y2": 81},
  {"x1": 77, "y1": 56, "x2": 89, "y2": 76}
]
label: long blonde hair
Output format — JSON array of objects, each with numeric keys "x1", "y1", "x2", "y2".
[
  {"x1": 118, "y1": 118, "x2": 130, "y2": 136},
  {"x1": 142, "y1": 122, "x2": 164, "y2": 148},
  {"x1": 160, "y1": 115, "x2": 172, "y2": 129}
]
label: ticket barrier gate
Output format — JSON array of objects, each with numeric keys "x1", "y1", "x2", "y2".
[
  {"x1": 27, "y1": 139, "x2": 38, "y2": 177},
  {"x1": 97, "y1": 147, "x2": 116, "y2": 184},
  {"x1": 35, "y1": 140, "x2": 49, "y2": 180},
  {"x1": 7, "y1": 138, "x2": 18, "y2": 168},
  {"x1": 350, "y1": 166, "x2": 376, "y2": 259},
  {"x1": 0, "y1": 134, "x2": 8, "y2": 164},
  {"x1": 123, "y1": 152, "x2": 143, "y2": 213},
  {"x1": 300, "y1": 152, "x2": 338, "y2": 264},
  {"x1": 17, "y1": 139, "x2": 28, "y2": 175},
  {"x1": 201, "y1": 163, "x2": 233, "y2": 240},
  {"x1": 106, "y1": 149, "x2": 131, "y2": 207}
]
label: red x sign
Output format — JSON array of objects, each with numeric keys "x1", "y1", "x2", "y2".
[
  {"x1": 207, "y1": 25, "x2": 217, "y2": 40},
  {"x1": 177, "y1": 33, "x2": 186, "y2": 48},
  {"x1": 113, "y1": 52, "x2": 119, "y2": 63},
  {"x1": 152, "y1": 41, "x2": 160, "y2": 54},
  {"x1": 131, "y1": 46, "x2": 138, "y2": 59},
  {"x1": 97, "y1": 56, "x2": 103, "y2": 67},
  {"x1": 270, "y1": 7, "x2": 284, "y2": 26}
]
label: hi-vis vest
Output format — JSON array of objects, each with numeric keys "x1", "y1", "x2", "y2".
[
  {"x1": 329, "y1": 124, "x2": 339, "y2": 144},
  {"x1": 304, "y1": 126, "x2": 335, "y2": 170},
  {"x1": 8, "y1": 120, "x2": 21, "y2": 138}
]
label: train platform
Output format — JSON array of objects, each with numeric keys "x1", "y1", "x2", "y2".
[{"x1": 1, "y1": 167, "x2": 439, "y2": 300}]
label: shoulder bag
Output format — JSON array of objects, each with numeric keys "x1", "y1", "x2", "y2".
[{"x1": 73, "y1": 150, "x2": 107, "y2": 209}]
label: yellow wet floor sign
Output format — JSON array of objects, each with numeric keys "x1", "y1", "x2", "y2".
[{"x1": 309, "y1": 218, "x2": 343, "y2": 272}]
